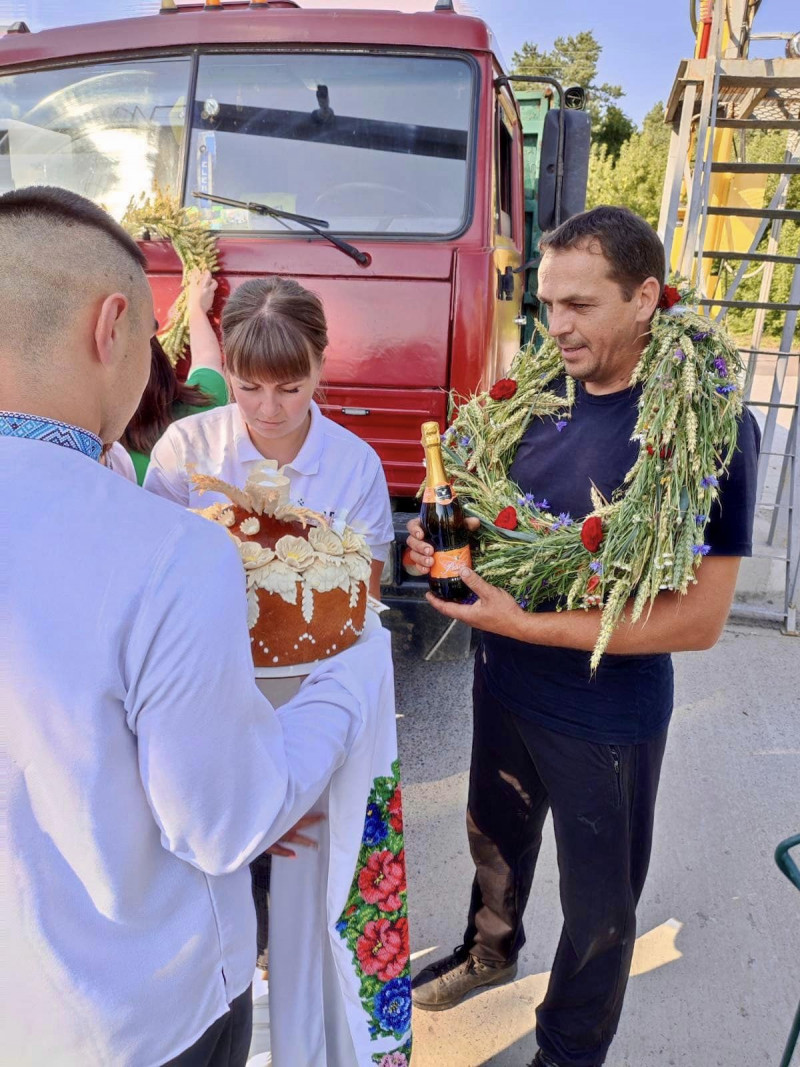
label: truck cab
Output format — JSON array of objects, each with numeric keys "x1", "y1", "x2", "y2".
[{"x1": 0, "y1": 1, "x2": 589, "y2": 654}]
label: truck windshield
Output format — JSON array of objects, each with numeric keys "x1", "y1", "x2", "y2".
[
  {"x1": 188, "y1": 52, "x2": 473, "y2": 236},
  {"x1": 0, "y1": 51, "x2": 474, "y2": 238},
  {"x1": 0, "y1": 58, "x2": 191, "y2": 220}
]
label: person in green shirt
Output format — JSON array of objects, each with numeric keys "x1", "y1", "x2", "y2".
[{"x1": 120, "y1": 269, "x2": 228, "y2": 484}]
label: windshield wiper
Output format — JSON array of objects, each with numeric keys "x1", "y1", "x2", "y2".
[{"x1": 191, "y1": 191, "x2": 371, "y2": 267}]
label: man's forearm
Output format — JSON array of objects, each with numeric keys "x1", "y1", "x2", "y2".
[{"x1": 508, "y1": 587, "x2": 727, "y2": 655}]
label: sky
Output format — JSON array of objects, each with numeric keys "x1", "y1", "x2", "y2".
[{"x1": 3, "y1": 0, "x2": 798, "y2": 125}]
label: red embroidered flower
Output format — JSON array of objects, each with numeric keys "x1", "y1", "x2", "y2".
[
  {"x1": 587, "y1": 574, "x2": 601, "y2": 594},
  {"x1": 489, "y1": 378, "x2": 518, "y2": 401},
  {"x1": 358, "y1": 849, "x2": 406, "y2": 912},
  {"x1": 387, "y1": 787, "x2": 403, "y2": 834},
  {"x1": 356, "y1": 917, "x2": 410, "y2": 982},
  {"x1": 580, "y1": 516, "x2": 604, "y2": 553},
  {"x1": 658, "y1": 284, "x2": 681, "y2": 310},
  {"x1": 495, "y1": 506, "x2": 518, "y2": 530}
]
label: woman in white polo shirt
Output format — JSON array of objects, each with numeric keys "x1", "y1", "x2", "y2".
[{"x1": 144, "y1": 277, "x2": 394, "y2": 597}]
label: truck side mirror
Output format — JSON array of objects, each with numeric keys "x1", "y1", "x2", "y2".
[{"x1": 537, "y1": 109, "x2": 591, "y2": 232}]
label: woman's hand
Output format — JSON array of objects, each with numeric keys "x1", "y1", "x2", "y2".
[
  {"x1": 187, "y1": 268, "x2": 218, "y2": 316},
  {"x1": 265, "y1": 812, "x2": 325, "y2": 858}
]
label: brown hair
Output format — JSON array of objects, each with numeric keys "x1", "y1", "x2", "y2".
[
  {"x1": 539, "y1": 205, "x2": 666, "y2": 301},
  {"x1": 0, "y1": 185, "x2": 146, "y2": 270},
  {"x1": 221, "y1": 277, "x2": 328, "y2": 383},
  {"x1": 120, "y1": 337, "x2": 214, "y2": 454}
]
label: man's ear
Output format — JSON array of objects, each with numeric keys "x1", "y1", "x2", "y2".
[
  {"x1": 636, "y1": 276, "x2": 662, "y2": 322},
  {"x1": 94, "y1": 293, "x2": 129, "y2": 368}
]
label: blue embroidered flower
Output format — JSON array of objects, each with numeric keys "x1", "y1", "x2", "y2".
[
  {"x1": 692, "y1": 544, "x2": 711, "y2": 556},
  {"x1": 363, "y1": 802, "x2": 388, "y2": 847},
  {"x1": 555, "y1": 420, "x2": 568, "y2": 432},
  {"x1": 701, "y1": 475, "x2": 719, "y2": 489},
  {"x1": 335, "y1": 918, "x2": 348, "y2": 936},
  {"x1": 374, "y1": 977, "x2": 412, "y2": 1035}
]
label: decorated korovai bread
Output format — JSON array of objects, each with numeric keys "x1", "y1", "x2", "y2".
[{"x1": 192, "y1": 461, "x2": 371, "y2": 667}]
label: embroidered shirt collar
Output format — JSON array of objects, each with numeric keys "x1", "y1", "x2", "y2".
[
  {"x1": 0, "y1": 411, "x2": 102, "y2": 461},
  {"x1": 231, "y1": 401, "x2": 324, "y2": 477}
]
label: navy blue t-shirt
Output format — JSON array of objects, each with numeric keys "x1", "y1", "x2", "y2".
[{"x1": 480, "y1": 382, "x2": 760, "y2": 745}]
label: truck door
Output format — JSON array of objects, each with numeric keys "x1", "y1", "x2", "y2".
[{"x1": 491, "y1": 86, "x2": 524, "y2": 382}]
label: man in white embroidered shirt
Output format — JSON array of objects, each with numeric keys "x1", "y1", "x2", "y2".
[{"x1": 0, "y1": 187, "x2": 371, "y2": 1066}]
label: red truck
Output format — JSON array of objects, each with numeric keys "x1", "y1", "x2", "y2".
[{"x1": 0, "y1": 0, "x2": 590, "y2": 656}]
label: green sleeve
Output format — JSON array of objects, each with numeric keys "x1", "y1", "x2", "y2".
[{"x1": 185, "y1": 367, "x2": 229, "y2": 410}]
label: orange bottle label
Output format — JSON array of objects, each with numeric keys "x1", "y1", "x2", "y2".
[{"x1": 430, "y1": 544, "x2": 472, "y2": 579}]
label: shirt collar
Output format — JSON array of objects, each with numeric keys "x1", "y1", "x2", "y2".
[
  {"x1": 0, "y1": 410, "x2": 102, "y2": 462},
  {"x1": 232, "y1": 401, "x2": 324, "y2": 477}
]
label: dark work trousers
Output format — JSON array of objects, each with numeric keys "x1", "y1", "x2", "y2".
[
  {"x1": 464, "y1": 664, "x2": 669, "y2": 1067},
  {"x1": 250, "y1": 853, "x2": 271, "y2": 971},
  {"x1": 161, "y1": 986, "x2": 252, "y2": 1067}
]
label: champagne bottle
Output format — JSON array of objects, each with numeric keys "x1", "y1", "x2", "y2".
[{"x1": 419, "y1": 421, "x2": 473, "y2": 602}]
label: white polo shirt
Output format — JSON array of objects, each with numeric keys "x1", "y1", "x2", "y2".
[{"x1": 144, "y1": 401, "x2": 395, "y2": 561}]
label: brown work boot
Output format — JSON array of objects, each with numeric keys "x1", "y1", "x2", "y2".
[{"x1": 411, "y1": 945, "x2": 517, "y2": 1011}]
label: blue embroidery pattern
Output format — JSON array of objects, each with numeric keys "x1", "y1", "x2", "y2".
[{"x1": 0, "y1": 411, "x2": 102, "y2": 461}]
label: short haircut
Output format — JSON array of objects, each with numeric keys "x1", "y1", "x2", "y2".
[
  {"x1": 0, "y1": 185, "x2": 149, "y2": 364},
  {"x1": 0, "y1": 185, "x2": 146, "y2": 270},
  {"x1": 540, "y1": 205, "x2": 666, "y2": 300},
  {"x1": 221, "y1": 277, "x2": 328, "y2": 383}
]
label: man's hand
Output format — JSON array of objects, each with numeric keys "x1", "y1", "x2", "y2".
[
  {"x1": 187, "y1": 268, "x2": 218, "y2": 316},
  {"x1": 424, "y1": 564, "x2": 527, "y2": 639},
  {"x1": 265, "y1": 812, "x2": 325, "y2": 858},
  {"x1": 405, "y1": 515, "x2": 480, "y2": 573}
]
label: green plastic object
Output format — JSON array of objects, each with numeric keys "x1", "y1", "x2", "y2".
[{"x1": 775, "y1": 834, "x2": 800, "y2": 1067}]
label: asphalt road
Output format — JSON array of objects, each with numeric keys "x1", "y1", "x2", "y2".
[{"x1": 394, "y1": 620, "x2": 800, "y2": 1067}]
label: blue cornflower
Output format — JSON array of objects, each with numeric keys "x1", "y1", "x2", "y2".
[
  {"x1": 558, "y1": 512, "x2": 573, "y2": 527},
  {"x1": 518, "y1": 598, "x2": 529, "y2": 610},
  {"x1": 692, "y1": 332, "x2": 710, "y2": 342},
  {"x1": 701, "y1": 475, "x2": 719, "y2": 489},
  {"x1": 716, "y1": 384, "x2": 737, "y2": 395},
  {"x1": 674, "y1": 348, "x2": 686, "y2": 362},
  {"x1": 524, "y1": 492, "x2": 537, "y2": 505},
  {"x1": 692, "y1": 544, "x2": 711, "y2": 556},
  {"x1": 555, "y1": 419, "x2": 568, "y2": 432},
  {"x1": 374, "y1": 977, "x2": 412, "y2": 1034},
  {"x1": 363, "y1": 802, "x2": 388, "y2": 847},
  {"x1": 589, "y1": 560, "x2": 603, "y2": 574},
  {"x1": 535, "y1": 498, "x2": 550, "y2": 510},
  {"x1": 460, "y1": 435, "x2": 471, "y2": 448},
  {"x1": 517, "y1": 496, "x2": 526, "y2": 506},
  {"x1": 695, "y1": 514, "x2": 707, "y2": 525},
  {"x1": 714, "y1": 357, "x2": 728, "y2": 376}
]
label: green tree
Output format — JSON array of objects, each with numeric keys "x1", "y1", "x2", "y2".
[
  {"x1": 586, "y1": 102, "x2": 671, "y2": 226},
  {"x1": 511, "y1": 30, "x2": 628, "y2": 135},
  {"x1": 594, "y1": 105, "x2": 637, "y2": 161}
]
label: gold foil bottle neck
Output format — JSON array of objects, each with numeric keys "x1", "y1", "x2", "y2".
[{"x1": 421, "y1": 421, "x2": 442, "y2": 447}]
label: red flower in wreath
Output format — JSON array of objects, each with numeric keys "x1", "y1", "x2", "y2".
[
  {"x1": 387, "y1": 787, "x2": 403, "y2": 834},
  {"x1": 495, "y1": 506, "x2": 518, "y2": 530},
  {"x1": 358, "y1": 849, "x2": 406, "y2": 912},
  {"x1": 489, "y1": 378, "x2": 518, "y2": 401},
  {"x1": 586, "y1": 574, "x2": 601, "y2": 594},
  {"x1": 580, "y1": 516, "x2": 604, "y2": 553},
  {"x1": 356, "y1": 917, "x2": 410, "y2": 981},
  {"x1": 658, "y1": 284, "x2": 681, "y2": 310}
]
